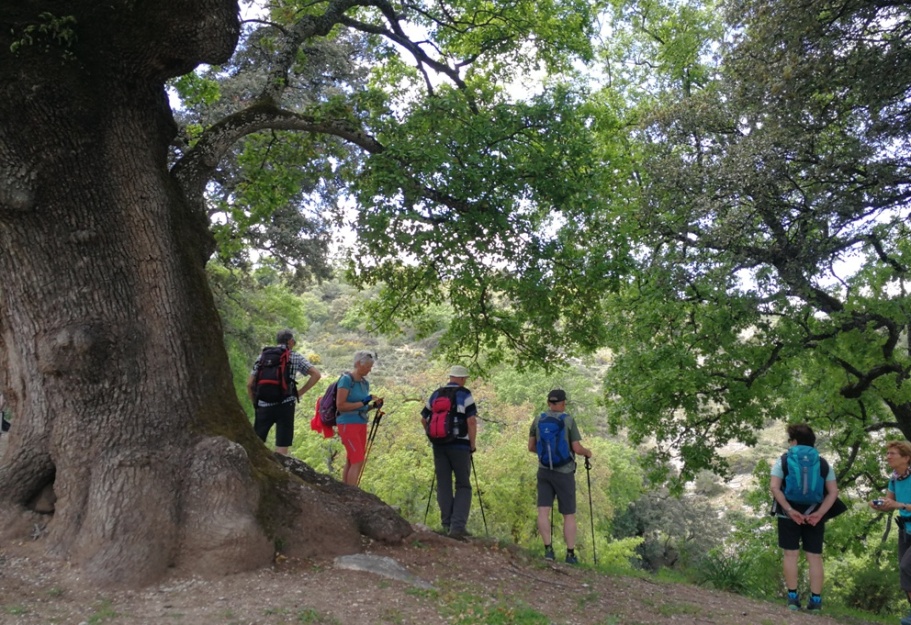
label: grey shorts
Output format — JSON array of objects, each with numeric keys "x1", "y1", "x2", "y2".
[{"x1": 536, "y1": 467, "x2": 577, "y2": 515}]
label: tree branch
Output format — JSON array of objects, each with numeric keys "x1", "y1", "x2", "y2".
[{"x1": 172, "y1": 102, "x2": 384, "y2": 201}]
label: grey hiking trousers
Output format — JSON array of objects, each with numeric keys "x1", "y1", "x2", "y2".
[{"x1": 433, "y1": 444, "x2": 472, "y2": 532}]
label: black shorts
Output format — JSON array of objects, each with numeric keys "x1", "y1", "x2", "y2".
[
  {"x1": 777, "y1": 516, "x2": 825, "y2": 554},
  {"x1": 254, "y1": 401, "x2": 296, "y2": 447},
  {"x1": 536, "y1": 467, "x2": 577, "y2": 515}
]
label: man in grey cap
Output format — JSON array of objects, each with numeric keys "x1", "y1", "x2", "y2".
[
  {"x1": 528, "y1": 388, "x2": 592, "y2": 563},
  {"x1": 421, "y1": 365, "x2": 478, "y2": 540}
]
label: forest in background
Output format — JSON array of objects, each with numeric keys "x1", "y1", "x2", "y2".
[{"x1": 214, "y1": 266, "x2": 907, "y2": 620}]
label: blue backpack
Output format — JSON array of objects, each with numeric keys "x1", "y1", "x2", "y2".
[
  {"x1": 536, "y1": 413, "x2": 573, "y2": 469},
  {"x1": 782, "y1": 445, "x2": 826, "y2": 505}
]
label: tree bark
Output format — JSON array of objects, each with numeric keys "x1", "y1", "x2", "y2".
[{"x1": 0, "y1": 1, "x2": 409, "y2": 587}]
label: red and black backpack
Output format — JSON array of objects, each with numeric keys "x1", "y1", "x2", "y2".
[
  {"x1": 254, "y1": 346, "x2": 295, "y2": 403},
  {"x1": 425, "y1": 386, "x2": 462, "y2": 443}
]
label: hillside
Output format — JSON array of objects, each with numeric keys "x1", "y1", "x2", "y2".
[{"x1": 0, "y1": 525, "x2": 874, "y2": 625}]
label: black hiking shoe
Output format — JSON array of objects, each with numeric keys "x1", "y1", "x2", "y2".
[
  {"x1": 448, "y1": 528, "x2": 470, "y2": 541},
  {"x1": 565, "y1": 553, "x2": 579, "y2": 565},
  {"x1": 544, "y1": 546, "x2": 555, "y2": 561}
]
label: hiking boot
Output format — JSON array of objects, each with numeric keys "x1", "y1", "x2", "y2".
[
  {"x1": 448, "y1": 528, "x2": 469, "y2": 541},
  {"x1": 786, "y1": 592, "x2": 800, "y2": 611},
  {"x1": 565, "y1": 553, "x2": 579, "y2": 565},
  {"x1": 806, "y1": 596, "x2": 822, "y2": 612},
  {"x1": 544, "y1": 546, "x2": 555, "y2": 561}
]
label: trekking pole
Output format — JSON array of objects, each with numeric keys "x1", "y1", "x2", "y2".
[
  {"x1": 423, "y1": 470, "x2": 436, "y2": 525},
  {"x1": 470, "y1": 454, "x2": 489, "y2": 537},
  {"x1": 357, "y1": 407, "x2": 384, "y2": 487},
  {"x1": 585, "y1": 457, "x2": 597, "y2": 564}
]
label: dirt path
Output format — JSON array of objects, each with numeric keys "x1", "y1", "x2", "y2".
[{"x1": 0, "y1": 527, "x2": 875, "y2": 625}]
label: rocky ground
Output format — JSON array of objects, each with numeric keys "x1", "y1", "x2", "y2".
[{"x1": 0, "y1": 524, "x2": 880, "y2": 625}]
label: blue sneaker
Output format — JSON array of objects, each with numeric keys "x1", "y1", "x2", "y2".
[
  {"x1": 544, "y1": 546, "x2": 555, "y2": 561},
  {"x1": 565, "y1": 553, "x2": 579, "y2": 565},
  {"x1": 786, "y1": 592, "x2": 800, "y2": 611},
  {"x1": 806, "y1": 596, "x2": 822, "y2": 612},
  {"x1": 900, "y1": 613, "x2": 911, "y2": 625}
]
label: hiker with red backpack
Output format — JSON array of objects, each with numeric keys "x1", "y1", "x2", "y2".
[
  {"x1": 246, "y1": 329, "x2": 321, "y2": 456},
  {"x1": 335, "y1": 350, "x2": 383, "y2": 486},
  {"x1": 528, "y1": 389, "x2": 592, "y2": 564},
  {"x1": 421, "y1": 365, "x2": 478, "y2": 540},
  {"x1": 770, "y1": 423, "x2": 839, "y2": 612}
]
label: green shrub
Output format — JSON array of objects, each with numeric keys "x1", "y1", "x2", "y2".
[
  {"x1": 694, "y1": 549, "x2": 757, "y2": 595},
  {"x1": 838, "y1": 559, "x2": 902, "y2": 615}
]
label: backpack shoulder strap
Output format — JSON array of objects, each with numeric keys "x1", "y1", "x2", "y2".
[{"x1": 780, "y1": 452, "x2": 789, "y2": 478}]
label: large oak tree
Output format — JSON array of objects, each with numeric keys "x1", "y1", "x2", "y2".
[{"x1": 0, "y1": 0, "x2": 604, "y2": 585}]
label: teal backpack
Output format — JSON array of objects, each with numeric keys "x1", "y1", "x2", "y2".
[{"x1": 782, "y1": 445, "x2": 827, "y2": 506}]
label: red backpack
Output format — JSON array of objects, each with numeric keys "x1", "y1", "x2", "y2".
[{"x1": 426, "y1": 386, "x2": 460, "y2": 443}]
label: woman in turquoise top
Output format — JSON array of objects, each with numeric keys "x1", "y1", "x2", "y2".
[
  {"x1": 871, "y1": 440, "x2": 911, "y2": 625},
  {"x1": 336, "y1": 351, "x2": 383, "y2": 486}
]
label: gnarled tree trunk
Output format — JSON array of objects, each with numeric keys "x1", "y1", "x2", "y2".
[{"x1": 0, "y1": 1, "x2": 409, "y2": 587}]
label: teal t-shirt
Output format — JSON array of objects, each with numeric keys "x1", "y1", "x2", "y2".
[
  {"x1": 335, "y1": 373, "x2": 371, "y2": 425},
  {"x1": 888, "y1": 475, "x2": 911, "y2": 520}
]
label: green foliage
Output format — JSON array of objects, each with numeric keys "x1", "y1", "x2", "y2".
[
  {"x1": 9, "y1": 12, "x2": 77, "y2": 57},
  {"x1": 612, "y1": 488, "x2": 733, "y2": 572},
  {"x1": 86, "y1": 599, "x2": 118, "y2": 625},
  {"x1": 170, "y1": 73, "x2": 221, "y2": 109},
  {"x1": 602, "y1": 0, "x2": 911, "y2": 481},
  {"x1": 828, "y1": 554, "x2": 903, "y2": 615},
  {"x1": 440, "y1": 591, "x2": 551, "y2": 625},
  {"x1": 296, "y1": 607, "x2": 339, "y2": 624},
  {"x1": 350, "y1": 83, "x2": 634, "y2": 371},
  {"x1": 593, "y1": 536, "x2": 645, "y2": 572},
  {"x1": 694, "y1": 549, "x2": 758, "y2": 595},
  {"x1": 209, "y1": 263, "x2": 311, "y2": 417},
  {"x1": 3, "y1": 605, "x2": 28, "y2": 616}
]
